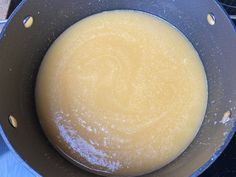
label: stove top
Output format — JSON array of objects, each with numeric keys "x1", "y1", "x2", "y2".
[{"x1": 0, "y1": 1, "x2": 236, "y2": 177}]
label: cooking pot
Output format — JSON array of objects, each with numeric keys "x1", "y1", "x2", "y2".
[{"x1": 0, "y1": 0, "x2": 236, "y2": 176}]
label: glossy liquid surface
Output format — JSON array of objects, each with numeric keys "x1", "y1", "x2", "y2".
[{"x1": 36, "y1": 10, "x2": 208, "y2": 176}]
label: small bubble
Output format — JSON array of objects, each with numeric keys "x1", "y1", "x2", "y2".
[{"x1": 223, "y1": 132, "x2": 228, "y2": 136}]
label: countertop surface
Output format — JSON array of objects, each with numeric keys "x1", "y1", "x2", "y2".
[{"x1": 0, "y1": 0, "x2": 10, "y2": 19}]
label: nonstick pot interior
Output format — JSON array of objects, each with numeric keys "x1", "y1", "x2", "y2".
[{"x1": 0, "y1": 0, "x2": 236, "y2": 177}]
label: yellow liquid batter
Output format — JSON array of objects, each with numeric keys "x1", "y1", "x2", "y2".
[{"x1": 36, "y1": 10, "x2": 208, "y2": 176}]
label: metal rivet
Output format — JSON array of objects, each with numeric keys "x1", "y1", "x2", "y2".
[
  {"x1": 23, "y1": 16, "x2": 33, "y2": 28},
  {"x1": 207, "y1": 13, "x2": 216, "y2": 25},
  {"x1": 8, "y1": 115, "x2": 18, "y2": 128}
]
